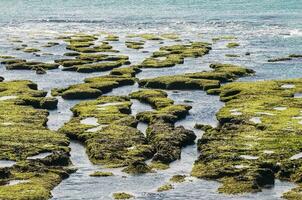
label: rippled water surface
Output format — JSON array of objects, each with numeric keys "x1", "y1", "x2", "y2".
[{"x1": 0, "y1": 0, "x2": 302, "y2": 199}]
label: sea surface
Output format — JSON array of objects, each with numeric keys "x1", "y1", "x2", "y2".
[{"x1": 0, "y1": 0, "x2": 301, "y2": 199}]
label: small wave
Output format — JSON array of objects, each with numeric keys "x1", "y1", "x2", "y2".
[
  {"x1": 290, "y1": 29, "x2": 302, "y2": 37},
  {"x1": 28, "y1": 19, "x2": 107, "y2": 24}
]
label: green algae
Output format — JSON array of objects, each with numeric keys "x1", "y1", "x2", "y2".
[
  {"x1": 161, "y1": 33, "x2": 180, "y2": 40},
  {"x1": 105, "y1": 34, "x2": 119, "y2": 41},
  {"x1": 52, "y1": 75, "x2": 135, "y2": 99},
  {"x1": 191, "y1": 78, "x2": 302, "y2": 195},
  {"x1": 43, "y1": 42, "x2": 59, "y2": 48},
  {"x1": 1, "y1": 58, "x2": 59, "y2": 71},
  {"x1": 225, "y1": 54, "x2": 240, "y2": 58},
  {"x1": 127, "y1": 33, "x2": 163, "y2": 40},
  {"x1": 22, "y1": 48, "x2": 41, "y2": 53},
  {"x1": 56, "y1": 54, "x2": 130, "y2": 73},
  {"x1": 130, "y1": 90, "x2": 196, "y2": 166},
  {"x1": 138, "y1": 63, "x2": 254, "y2": 92},
  {"x1": 0, "y1": 80, "x2": 71, "y2": 200},
  {"x1": 226, "y1": 42, "x2": 240, "y2": 48},
  {"x1": 125, "y1": 41, "x2": 145, "y2": 49},
  {"x1": 137, "y1": 42, "x2": 211, "y2": 69},
  {"x1": 59, "y1": 96, "x2": 154, "y2": 169},
  {"x1": 0, "y1": 55, "x2": 15, "y2": 59},
  {"x1": 169, "y1": 175, "x2": 186, "y2": 183},
  {"x1": 113, "y1": 192, "x2": 134, "y2": 199},
  {"x1": 212, "y1": 36, "x2": 237, "y2": 42},
  {"x1": 89, "y1": 171, "x2": 114, "y2": 177},
  {"x1": 157, "y1": 183, "x2": 173, "y2": 192}
]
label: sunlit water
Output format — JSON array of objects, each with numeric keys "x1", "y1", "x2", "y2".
[{"x1": 0, "y1": 0, "x2": 301, "y2": 199}]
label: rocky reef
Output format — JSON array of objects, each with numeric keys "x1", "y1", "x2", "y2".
[
  {"x1": 191, "y1": 79, "x2": 302, "y2": 197},
  {"x1": 138, "y1": 63, "x2": 254, "y2": 92},
  {"x1": 130, "y1": 90, "x2": 196, "y2": 168},
  {"x1": 137, "y1": 42, "x2": 211, "y2": 68},
  {"x1": 59, "y1": 95, "x2": 154, "y2": 168},
  {"x1": 0, "y1": 80, "x2": 72, "y2": 199},
  {"x1": 51, "y1": 69, "x2": 136, "y2": 100}
]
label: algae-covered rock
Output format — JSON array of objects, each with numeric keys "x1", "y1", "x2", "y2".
[
  {"x1": 226, "y1": 42, "x2": 240, "y2": 48},
  {"x1": 192, "y1": 79, "x2": 302, "y2": 195},
  {"x1": 52, "y1": 75, "x2": 135, "y2": 100},
  {"x1": 138, "y1": 63, "x2": 254, "y2": 92},
  {"x1": 60, "y1": 96, "x2": 153, "y2": 168},
  {"x1": 113, "y1": 192, "x2": 134, "y2": 199},
  {"x1": 22, "y1": 48, "x2": 41, "y2": 53},
  {"x1": 122, "y1": 160, "x2": 152, "y2": 174},
  {"x1": 2, "y1": 59, "x2": 59, "y2": 71},
  {"x1": 89, "y1": 171, "x2": 114, "y2": 177},
  {"x1": 138, "y1": 42, "x2": 211, "y2": 68},
  {"x1": 0, "y1": 80, "x2": 71, "y2": 200},
  {"x1": 130, "y1": 89, "x2": 196, "y2": 166},
  {"x1": 170, "y1": 175, "x2": 186, "y2": 183},
  {"x1": 147, "y1": 121, "x2": 196, "y2": 164},
  {"x1": 157, "y1": 183, "x2": 173, "y2": 192},
  {"x1": 125, "y1": 41, "x2": 145, "y2": 49}
]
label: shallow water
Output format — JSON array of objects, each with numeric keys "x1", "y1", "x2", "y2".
[{"x1": 1, "y1": 0, "x2": 302, "y2": 199}]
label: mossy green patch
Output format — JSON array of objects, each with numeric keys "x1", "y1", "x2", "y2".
[
  {"x1": 226, "y1": 42, "x2": 240, "y2": 48},
  {"x1": 89, "y1": 171, "x2": 114, "y2": 177},
  {"x1": 139, "y1": 63, "x2": 254, "y2": 92},
  {"x1": 22, "y1": 48, "x2": 41, "y2": 53},
  {"x1": 125, "y1": 41, "x2": 145, "y2": 49},
  {"x1": 169, "y1": 175, "x2": 186, "y2": 183},
  {"x1": 138, "y1": 42, "x2": 211, "y2": 68},
  {"x1": 52, "y1": 75, "x2": 135, "y2": 99},
  {"x1": 130, "y1": 89, "x2": 196, "y2": 165},
  {"x1": 0, "y1": 80, "x2": 71, "y2": 200},
  {"x1": 157, "y1": 183, "x2": 173, "y2": 192},
  {"x1": 60, "y1": 96, "x2": 154, "y2": 169},
  {"x1": 113, "y1": 192, "x2": 134, "y2": 199},
  {"x1": 192, "y1": 78, "x2": 302, "y2": 195}
]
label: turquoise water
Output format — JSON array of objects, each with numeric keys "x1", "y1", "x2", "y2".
[{"x1": 0, "y1": 1, "x2": 302, "y2": 199}]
